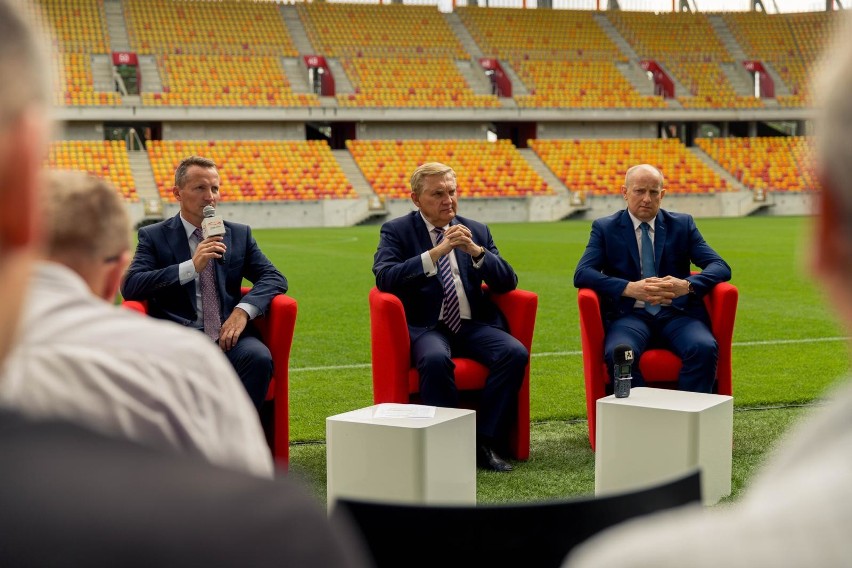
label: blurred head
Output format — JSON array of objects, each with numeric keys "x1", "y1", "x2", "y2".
[
  {"x1": 172, "y1": 156, "x2": 220, "y2": 227},
  {"x1": 0, "y1": 0, "x2": 51, "y2": 364},
  {"x1": 813, "y1": 11, "x2": 852, "y2": 331},
  {"x1": 41, "y1": 171, "x2": 131, "y2": 302},
  {"x1": 410, "y1": 162, "x2": 457, "y2": 227},
  {"x1": 622, "y1": 164, "x2": 665, "y2": 223}
]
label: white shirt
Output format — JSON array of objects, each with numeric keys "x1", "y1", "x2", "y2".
[
  {"x1": 564, "y1": 378, "x2": 852, "y2": 567},
  {"x1": 0, "y1": 261, "x2": 274, "y2": 478},
  {"x1": 176, "y1": 214, "x2": 259, "y2": 326},
  {"x1": 418, "y1": 213, "x2": 485, "y2": 322}
]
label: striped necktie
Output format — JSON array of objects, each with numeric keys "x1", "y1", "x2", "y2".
[
  {"x1": 434, "y1": 228, "x2": 462, "y2": 333},
  {"x1": 193, "y1": 228, "x2": 222, "y2": 340}
]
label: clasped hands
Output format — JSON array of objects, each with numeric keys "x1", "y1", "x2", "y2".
[
  {"x1": 430, "y1": 224, "x2": 482, "y2": 263},
  {"x1": 623, "y1": 276, "x2": 691, "y2": 306}
]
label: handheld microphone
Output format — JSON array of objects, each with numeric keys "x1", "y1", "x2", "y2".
[
  {"x1": 201, "y1": 205, "x2": 226, "y2": 265},
  {"x1": 613, "y1": 344, "x2": 634, "y2": 399}
]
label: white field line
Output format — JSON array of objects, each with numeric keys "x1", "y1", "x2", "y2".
[{"x1": 290, "y1": 336, "x2": 850, "y2": 373}]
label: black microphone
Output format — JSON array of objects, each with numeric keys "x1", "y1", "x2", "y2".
[
  {"x1": 201, "y1": 205, "x2": 226, "y2": 265},
  {"x1": 613, "y1": 344, "x2": 634, "y2": 399}
]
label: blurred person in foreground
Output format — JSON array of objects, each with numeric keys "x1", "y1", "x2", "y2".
[
  {"x1": 574, "y1": 164, "x2": 731, "y2": 393},
  {"x1": 0, "y1": 2, "x2": 368, "y2": 566},
  {"x1": 565, "y1": 17, "x2": 852, "y2": 568},
  {"x1": 121, "y1": 156, "x2": 287, "y2": 411},
  {"x1": 372, "y1": 161, "x2": 528, "y2": 472},
  {"x1": 0, "y1": 171, "x2": 273, "y2": 478}
]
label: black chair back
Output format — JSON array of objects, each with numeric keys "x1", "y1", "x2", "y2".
[{"x1": 332, "y1": 470, "x2": 701, "y2": 568}]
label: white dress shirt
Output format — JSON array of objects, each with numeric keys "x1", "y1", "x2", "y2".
[{"x1": 0, "y1": 261, "x2": 274, "y2": 478}]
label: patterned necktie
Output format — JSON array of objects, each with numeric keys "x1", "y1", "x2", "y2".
[
  {"x1": 434, "y1": 228, "x2": 462, "y2": 333},
  {"x1": 640, "y1": 222, "x2": 660, "y2": 315},
  {"x1": 193, "y1": 228, "x2": 222, "y2": 340}
]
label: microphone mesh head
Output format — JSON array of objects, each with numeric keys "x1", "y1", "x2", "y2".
[{"x1": 203, "y1": 205, "x2": 215, "y2": 218}]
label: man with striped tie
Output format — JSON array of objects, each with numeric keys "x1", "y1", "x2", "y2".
[{"x1": 373, "y1": 162, "x2": 528, "y2": 472}]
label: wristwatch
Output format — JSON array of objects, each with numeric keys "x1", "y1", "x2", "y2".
[
  {"x1": 687, "y1": 281, "x2": 696, "y2": 295},
  {"x1": 473, "y1": 246, "x2": 486, "y2": 262}
]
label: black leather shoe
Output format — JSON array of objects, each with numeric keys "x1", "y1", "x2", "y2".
[{"x1": 477, "y1": 445, "x2": 513, "y2": 472}]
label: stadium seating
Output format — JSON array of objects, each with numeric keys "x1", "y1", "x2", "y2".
[
  {"x1": 148, "y1": 140, "x2": 356, "y2": 201},
  {"x1": 458, "y1": 8, "x2": 662, "y2": 109},
  {"x1": 722, "y1": 11, "x2": 838, "y2": 108},
  {"x1": 347, "y1": 139, "x2": 552, "y2": 199},
  {"x1": 696, "y1": 136, "x2": 817, "y2": 192},
  {"x1": 299, "y1": 3, "x2": 467, "y2": 59},
  {"x1": 511, "y1": 59, "x2": 666, "y2": 109},
  {"x1": 45, "y1": 140, "x2": 137, "y2": 201},
  {"x1": 125, "y1": 0, "x2": 298, "y2": 57},
  {"x1": 125, "y1": 0, "x2": 316, "y2": 108},
  {"x1": 32, "y1": 0, "x2": 119, "y2": 107},
  {"x1": 141, "y1": 55, "x2": 318, "y2": 108},
  {"x1": 607, "y1": 11, "x2": 761, "y2": 109},
  {"x1": 530, "y1": 138, "x2": 729, "y2": 195},
  {"x1": 298, "y1": 3, "x2": 498, "y2": 109}
]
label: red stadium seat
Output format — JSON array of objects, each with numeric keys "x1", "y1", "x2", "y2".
[
  {"x1": 577, "y1": 282, "x2": 737, "y2": 450},
  {"x1": 121, "y1": 286, "x2": 296, "y2": 466},
  {"x1": 369, "y1": 286, "x2": 537, "y2": 461}
]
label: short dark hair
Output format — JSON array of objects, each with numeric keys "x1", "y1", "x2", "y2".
[{"x1": 174, "y1": 156, "x2": 217, "y2": 188}]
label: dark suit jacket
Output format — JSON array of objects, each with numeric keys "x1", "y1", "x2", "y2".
[
  {"x1": 0, "y1": 409, "x2": 370, "y2": 567},
  {"x1": 121, "y1": 214, "x2": 287, "y2": 326},
  {"x1": 373, "y1": 211, "x2": 518, "y2": 342},
  {"x1": 573, "y1": 209, "x2": 731, "y2": 325}
]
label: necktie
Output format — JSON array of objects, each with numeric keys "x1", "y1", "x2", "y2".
[
  {"x1": 193, "y1": 228, "x2": 222, "y2": 341},
  {"x1": 640, "y1": 222, "x2": 660, "y2": 315},
  {"x1": 434, "y1": 228, "x2": 462, "y2": 333}
]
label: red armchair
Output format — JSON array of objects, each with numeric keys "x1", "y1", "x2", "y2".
[
  {"x1": 122, "y1": 287, "x2": 296, "y2": 466},
  {"x1": 578, "y1": 282, "x2": 738, "y2": 449},
  {"x1": 369, "y1": 286, "x2": 537, "y2": 460}
]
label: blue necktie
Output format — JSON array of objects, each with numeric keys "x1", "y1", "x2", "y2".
[
  {"x1": 640, "y1": 222, "x2": 660, "y2": 315},
  {"x1": 434, "y1": 228, "x2": 462, "y2": 333}
]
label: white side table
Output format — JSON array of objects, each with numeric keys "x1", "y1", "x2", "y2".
[
  {"x1": 326, "y1": 404, "x2": 476, "y2": 509},
  {"x1": 595, "y1": 387, "x2": 733, "y2": 505}
]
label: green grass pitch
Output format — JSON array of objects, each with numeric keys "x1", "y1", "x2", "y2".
[{"x1": 241, "y1": 215, "x2": 848, "y2": 503}]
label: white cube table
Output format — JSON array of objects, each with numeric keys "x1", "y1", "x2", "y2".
[
  {"x1": 326, "y1": 404, "x2": 476, "y2": 509},
  {"x1": 595, "y1": 387, "x2": 733, "y2": 505}
]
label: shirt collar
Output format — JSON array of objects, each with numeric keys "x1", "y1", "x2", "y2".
[
  {"x1": 419, "y1": 212, "x2": 451, "y2": 234},
  {"x1": 627, "y1": 210, "x2": 655, "y2": 233},
  {"x1": 178, "y1": 213, "x2": 200, "y2": 240}
]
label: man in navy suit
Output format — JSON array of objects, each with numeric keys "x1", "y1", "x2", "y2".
[
  {"x1": 373, "y1": 162, "x2": 528, "y2": 472},
  {"x1": 121, "y1": 156, "x2": 287, "y2": 409},
  {"x1": 574, "y1": 164, "x2": 731, "y2": 393}
]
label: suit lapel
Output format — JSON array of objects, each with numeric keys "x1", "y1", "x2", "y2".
[
  {"x1": 163, "y1": 215, "x2": 198, "y2": 309},
  {"x1": 619, "y1": 210, "x2": 641, "y2": 276},
  {"x1": 653, "y1": 212, "x2": 666, "y2": 273}
]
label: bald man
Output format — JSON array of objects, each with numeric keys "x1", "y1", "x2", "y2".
[{"x1": 574, "y1": 164, "x2": 731, "y2": 393}]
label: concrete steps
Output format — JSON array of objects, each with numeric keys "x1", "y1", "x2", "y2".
[
  {"x1": 104, "y1": 0, "x2": 130, "y2": 52},
  {"x1": 281, "y1": 57, "x2": 310, "y2": 94},
  {"x1": 128, "y1": 150, "x2": 164, "y2": 219},
  {"x1": 280, "y1": 5, "x2": 315, "y2": 55},
  {"x1": 455, "y1": 59, "x2": 492, "y2": 95},
  {"x1": 499, "y1": 61, "x2": 529, "y2": 96},
  {"x1": 333, "y1": 150, "x2": 374, "y2": 198},
  {"x1": 326, "y1": 58, "x2": 354, "y2": 95}
]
